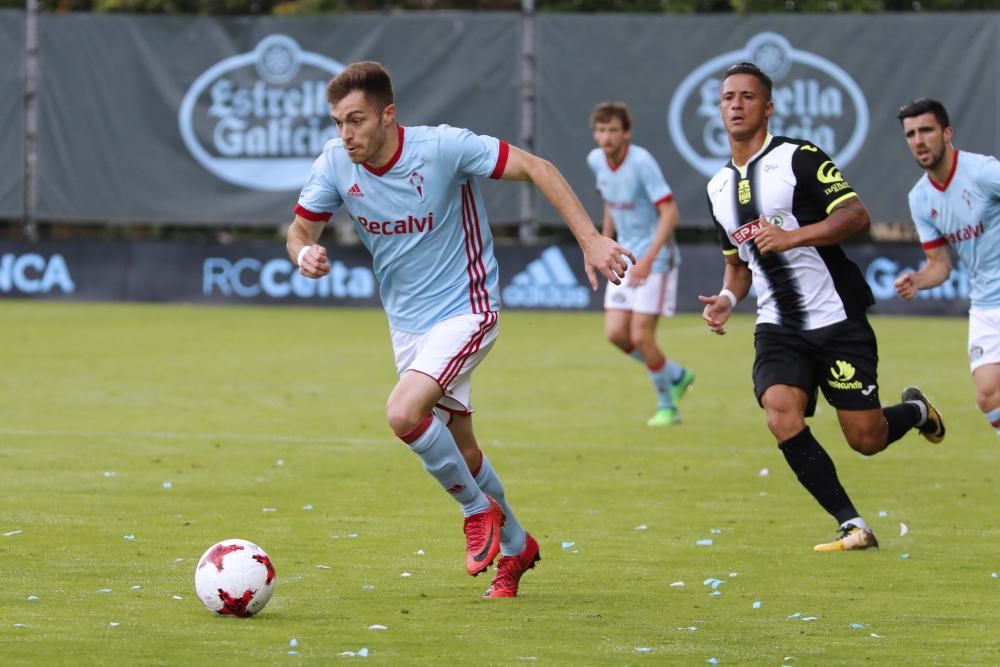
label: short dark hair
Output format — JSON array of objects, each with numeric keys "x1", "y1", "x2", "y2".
[
  {"x1": 590, "y1": 102, "x2": 632, "y2": 132},
  {"x1": 326, "y1": 61, "x2": 395, "y2": 111},
  {"x1": 722, "y1": 62, "x2": 772, "y2": 101},
  {"x1": 897, "y1": 98, "x2": 950, "y2": 128}
]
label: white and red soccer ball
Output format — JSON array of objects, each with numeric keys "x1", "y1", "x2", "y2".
[{"x1": 194, "y1": 539, "x2": 276, "y2": 617}]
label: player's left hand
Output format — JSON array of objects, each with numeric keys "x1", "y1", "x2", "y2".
[
  {"x1": 752, "y1": 215, "x2": 794, "y2": 255},
  {"x1": 627, "y1": 258, "x2": 652, "y2": 286},
  {"x1": 582, "y1": 235, "x2": 636, "y2": 290}
]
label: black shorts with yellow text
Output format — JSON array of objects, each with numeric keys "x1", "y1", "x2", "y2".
[{"x1": 752, "y1": 318, "x2": 880, "y2": 417}]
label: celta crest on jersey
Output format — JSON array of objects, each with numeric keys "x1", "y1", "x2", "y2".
[
  {"x1": 669, "y1": 32, "x2": 869, "y2": 178},
  {"x1": 356, "y1": 213, "x2": 434, "y2": 236},
  {"x1": 409, "y1": 171, "x2": 425, "y2": 200}
]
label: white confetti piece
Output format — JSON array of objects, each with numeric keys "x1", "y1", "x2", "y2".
[
  {"x1": 992, "y1": 572, "x2": 998, "y2": 579},
  {"x1": 3, "y1": 530, "x2": 22, "y2": 537},
  {"x1": 131, "y1": 585, "x2": 141, "y2": 590},
  {"x1": 109, "y1": 622, "x2": 120, "y2": 627},
  {"x1": 634, "y1": 524, "x2": 648, "y2": 531},
  {"x1": 900, "y1": 553, "x2": 910, "y2": 559},
  {"x1": 695, "y1": 539, "x2": 713, "y2": 546},
  {"x1": 302, "y1": 505, "x2": 313, "y2": 511},
  {"x1": 13, "y1": 624, "x2": 28, "y2": 628},
  {"x1": 802, "y1": 616, "x2": 818, "y2": 621},
  {"x1": 899, "y1": 523, "x2": 909, "y2": 537},
  {"x1": 103, "y1": 471, "x2": 117, "y2": 477},
  {"x1": 174, "y1": 558, "x2": 184, "y2": 563},
  {"x1": 728, "y1": 572, "x2": 738, "y2": 577},
  {"x1": 850, "y1": 623, "x2": 865, "y2": 629},
  {"x1": 561, "y1": 541, "x2": 575, "y2": 549},
  {"x1": 288, "y1": 651, "x2": 298, "y2": 656},
  {"x1": 708, "y1": 658, "x2": 720, "y2": 665},
  {"x1": 97, "y1": 588, "x2": 112, "y2": 593},
  {"x1": 870, "y1": 633, "x2": 883, "y2": 639},
  {"x1": 337, "y1": 648, "x2": 369, "y2": 658},
  {"x1": 752, "y1": 601, "x2": 761, "y2": 609},
  {"x1": 347, "y1": 533, "x2": 358, "y2": 538},
  {"x1": 759, "y1": 467, "x2": 769, "y2": 476},
  {"x1": 361, "y1": 584, "x2": 375, "y2": 590},
  {"x1": 26, "y1": 595, "x2": 38, "y2": 601},
  {"x1": 415, "y1": 549, "x2": 425, "y2": 555},
  {"x1": 878, "y1": 510, "x2": 888, "y2": 517},
  {"x1": 162, "y1": 481, "x2": 172, "y2": 489},
  {"x1": 289, "y1": 639, "x2": 298, "y2": 648},
  {"x1": 123, "y1": 534, "x2": 136, "y2": 541},
  {"x1": 710, "y1": 529, "x2": 721, "y2": 534},
  {"x1": 516, "y1": 658, "x2": 537, "y2": 661},
  {"x1": 758, "y1": 491, "x2": 768, "y2": 497},
  {"x1": 634, "y1": 647, "x2": 653, "y2": 653},
  {"x1": 368, "y1": 624, "x2": 387, "y2": 630},
  {"x1": 786, "y1": 612, "x2": 801, "y2": 619},
  {"x1": 172, "y1": 595, "x2": 183, "y2": 600},
  {"x1": 710, "y1": 591, "x2": 722, "y2": 596},
  {"x1": 262, "y1": 508, "x2": 277, "y2": 513},
  {"x1": 316, "y1": 564, "x2": 331, "y2": 569},
  {"x1": 676, "y1": 626, "x2": 697, "y2": 632},
  {"x1": 670, "y1": 581, "x2": 685, "y2": 587},
  {"x1": 276, "y1": 459, "x2": 285, "y2": 466},
  {"x1": 400, "y1": 572, "x2": 412, "y2": 578}
]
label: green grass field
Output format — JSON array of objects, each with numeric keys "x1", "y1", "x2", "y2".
[{"x1": 1, "y1": 302, "x2": 998, "y2": 665}]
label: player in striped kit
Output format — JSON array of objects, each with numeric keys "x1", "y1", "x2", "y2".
[
  {"x1": 588, "y1": 102, "x2": 695, "y2": 427},
  {"x1": 287, "y1": 61, "x2": 634, "y2": 597},
  {"x1": 895, "y1": 98, "x2": 1000, "y2": 437},
  {"x1": 699, "y1": 63, "x2": 945, "y2": 553}
]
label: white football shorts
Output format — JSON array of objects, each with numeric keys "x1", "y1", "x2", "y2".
[
  {"x1": 391, "y1": 312, "x2": 499, "y2": 415},
  {"x1": 604, "y1": 267, "x2": 679, "y2": 316},
  {"x1": 968, "y1": 306, "x2": 1000, "y2": 372}
]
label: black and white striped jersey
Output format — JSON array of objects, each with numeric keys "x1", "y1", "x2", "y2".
[{"x1": 706, "y1": 134, "x2": 874, "y2": 331}]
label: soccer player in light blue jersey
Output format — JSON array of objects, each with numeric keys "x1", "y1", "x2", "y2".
[
  {"x1": 588, "y1": 102, "x2": 694, "y2": 427},
  {"x1": 895, "y1": 98, "x2": 1000, "y2": 437},
  {"x1": 286, "y1": 62, "x2": 634, "y2": 599}
]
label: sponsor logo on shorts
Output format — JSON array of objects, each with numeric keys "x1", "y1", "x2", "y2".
[
  {"x1": 970, "y1": 345, "x2": 984, "y2": 362},
  {"x1": 828, "y1": 359, "x2": 863, "y2": 390}
]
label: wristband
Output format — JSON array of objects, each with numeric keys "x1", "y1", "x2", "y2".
[
  {"x1": 296, "y1": 245, "x2": 312, "y2": 267},
  {"x1": 719, "y1": 288, "x2": 738, "y2": 309}
]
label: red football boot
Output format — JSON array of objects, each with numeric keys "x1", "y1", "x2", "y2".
[
  {"x1": 483, "y1": 533, "x2": 540, "y2": 598},
  {"x1": 464, "y1": 497, "x2": 504, "y2": 576}
]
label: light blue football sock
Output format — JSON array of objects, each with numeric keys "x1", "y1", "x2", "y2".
[
  {"x1": 647, "y1": 362, "x2": 676, "y2": 410},
  {"x1": 986, "y1": 406, "x2": 1000, "y2": 436},
  {"x1": 407, "y1": 416, "x2": 490, "y2": 517},
  {"x1": 474, "y1": 454, "x2": 526, "y2": 556},
  {"x1": 666, "y1": 360, "x2": 686, "y2": 384}
]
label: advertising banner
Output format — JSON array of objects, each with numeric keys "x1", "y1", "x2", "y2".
[
  {"x1": 0, "y1": 11, "x2": 25, "y2": 219},
  {"x1": 535, "y1": 14, "x2": 1000, "y2": 229},
  {"x1": 0, "y1": 241, "x2": 970, "y2": 318},
  {"x1": 34, "y1": 14, "x2": 521, "y2": 225}
]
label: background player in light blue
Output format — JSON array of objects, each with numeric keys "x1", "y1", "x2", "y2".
[
  {"x1": 587, "y1": 102, "x2": 694, "y2": 427},
  {"x1": 895, "y1": 98, "x2": 1000, "y2": 436},
  {"x1": 287, "y1": 62, "x2": 634, "y2": 599}
]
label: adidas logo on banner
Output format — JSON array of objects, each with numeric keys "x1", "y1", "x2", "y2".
[
  {"x1": 501, "y1": 246, "x2": 591, "y2": 309},
  {"x1": 347, "y1": 184, "x2": 363, "y2": 197}
]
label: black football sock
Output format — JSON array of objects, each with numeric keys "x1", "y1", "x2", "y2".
[
  {"x1": 779, "y1": 426, "x2": 858, "y2": 525},
  {"x1": 883, "y1": 402, "x2": 922, "y2": 445}
]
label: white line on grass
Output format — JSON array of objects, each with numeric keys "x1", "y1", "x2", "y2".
[{"x1": 0, "y1": 428, "x2": 393, "y2": 446}]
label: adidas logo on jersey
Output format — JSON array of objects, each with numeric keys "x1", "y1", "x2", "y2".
[
  {"x1": 501, "y1": 246, "x2": 590, "y2": 309},
  {"x1": 347, "y1": 184, "x2": 363, "y2": 198}
]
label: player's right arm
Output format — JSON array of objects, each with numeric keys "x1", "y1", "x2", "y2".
[
  {"x1": 287, "y1": 215, "x2": 331, "y2": 279},
  {"x1": 895, "y1": 244, "x2": 952, "y2": 300},
  {"x1": 698, "y1": 253, "x2": 751, "y2": 336}
]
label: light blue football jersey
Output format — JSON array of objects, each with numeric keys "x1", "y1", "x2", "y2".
[
  {"x1": 908, "y1": 150, "x2": 1000, "y2": 308},
  {"x1": 296, "y1": 125, "x2": 507, "y2": 333},
  {"x1": 586, "y1": 143, "x2": 679, "y2": 273}
]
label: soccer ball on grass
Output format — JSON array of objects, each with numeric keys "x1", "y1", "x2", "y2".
[{"x1": 194, "y1": 538, "x2": 276, "y2": 617}]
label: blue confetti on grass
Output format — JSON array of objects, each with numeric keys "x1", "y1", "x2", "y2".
[
  {"x1": 752, "y1": 601, "x2": 761, "y2": 609},
  {"x1": 696, "y1": 539, "x2": 713, "y2": 546}
]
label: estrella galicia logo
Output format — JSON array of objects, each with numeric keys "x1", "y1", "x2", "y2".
[
  {"x1": 668, "y1": 32, "x2": 870, "y2": 178},
  {"x1": 179, "y1": 35, "x2": 345, "y2": 191}
]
